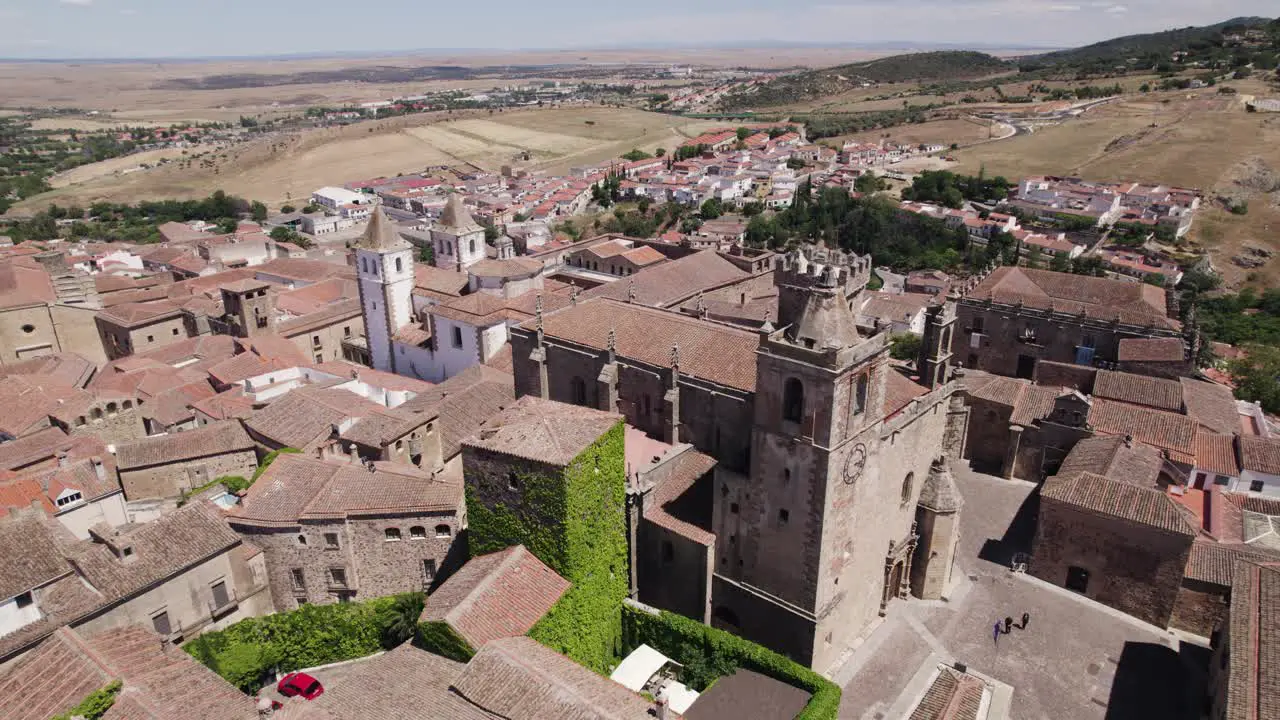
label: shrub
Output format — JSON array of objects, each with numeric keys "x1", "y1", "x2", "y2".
[
  {"x1": 251, "y1": 447, "x2": 301, "y2": 481},
  {"x1": 53, "y1": 680, "x2": 122, "y2": 720},
  {"x1": 415, "y1": 621, "x2": 475, "y2": 663},
  {"x1": 621, "y1": 603, "x2": 841, "y2": 720},
  {"x1": 185, "y1": 592, "x2": 420, "y2": 692}
]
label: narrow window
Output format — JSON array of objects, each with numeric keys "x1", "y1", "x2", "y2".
[
  {"x1": 210, "y1": 580, "x2": 230, "y2": 608},
  {"x1": 854, "y1": 374, "x2": 868, "y2": 415},
  {"x1": 297, "y1": 534, "x2": 307, "y2": 546},
  {"x1": 324, "y1": 532, "x2": 339, "y2": 549},
  {"x1": 291, "y1": 568, "x2": 306, "y2": 590},
  {"x1": 151, "y1": 610, "x2": 171, "y2": 636},
  {"x1": 395, "y1": 257, "x2": 403, "y2": 273},
  {"x1": 423, "y1": 559, "x2": 437, "y2": 583},
  {"x1": 508, "y1": 472, "x2": 520, "y2": 491},
  {"x1": 469, "y1": 239, "x2": 476, "y2": 255},
  {"x1": 451, "y1": 326, "x2": 463, "y2": 349},
  {"x1": 435, "y1": 524, "x2": 452, "y2": 539},
  {"x1": 901, "y1": 472, "x2": 914, "y2": 505},
  {"x1": 778, "y1": 508, "x2": 790, "y2": 526},
  {"x1": 385, "y1": 528, "x2": 402, "y2": 542},
  {"x1": 782, "y1": 377, "x2": 804, "y2": 423}
]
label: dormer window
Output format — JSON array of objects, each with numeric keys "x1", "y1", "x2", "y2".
[{"x1": 55, "y1": 490, "x2": 83, "y2": 508}]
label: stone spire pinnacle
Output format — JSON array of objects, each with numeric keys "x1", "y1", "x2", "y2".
[
  {"x1": 627, "y1": 281, "x2": 637, "y2": 304},
  {"x1": 535, "y1": 294, "x2": 544, "y2": 331},
  {"x1": 356, "y1": 207, "x2": 408, "y2": 251},
  {"x1": 439, "y1": 193, "x2": 481, "y2": 233}
]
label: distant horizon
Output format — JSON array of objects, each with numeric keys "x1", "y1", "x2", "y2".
[
  {"x1": 0, "y1": 0, "x2": 1272, "y2": 61},
  {"x1": 0, "y1": 40, "x2": 1070, "y2": 65}
]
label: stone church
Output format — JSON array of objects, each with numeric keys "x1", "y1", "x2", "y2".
[{"x1": 508, "y1": 246, "x2": 969, "y2": 670}]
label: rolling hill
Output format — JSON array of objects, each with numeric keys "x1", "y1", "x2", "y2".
[
  {"x1": 1018, "y1": 16, "x2": 1276, "y2": 71},
  {"x1": 719, "y1": 51, "x2": 1013, "y2": 110}
]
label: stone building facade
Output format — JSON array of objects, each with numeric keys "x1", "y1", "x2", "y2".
[
  {"x1": 951, "y1": 267, "x2": 1181, "y2": 379},
  {"x1": 1033, "y1": 471, "x2": 1197, "y2": 627},
  {"x1": 95, "y1": 303, "x2": 195, "y2": 361},
  {"x1": 228, "y1": 453, "x2": 465, "y2": 610},
  {"x1": 508, "y1": 246, "x2": 966, "y2": 670},
  {"x1": 114, "y1": 421, "x2": 259, "y2": 500}
]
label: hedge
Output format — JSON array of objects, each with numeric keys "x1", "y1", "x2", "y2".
[
  {"x1": 415, "y1": 620, "x2": 475, "y2": 663},
  {"x1": 184, "y1": 592, "x2": 422, "y2": 692},
  {"x1": 621, "y1": 603, "x2": 841, "y2": 720},
  {"x1": 53, "y1": 680, "x2": 121, "y2": 720}
]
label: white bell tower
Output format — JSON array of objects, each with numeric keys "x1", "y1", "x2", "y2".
[{"x1": 356, "y1": 209, "x2": 414, "y2": 372}]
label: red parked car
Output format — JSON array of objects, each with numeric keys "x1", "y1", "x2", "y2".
[{"x1": 277, "y1": 672, "x2": 324, "y2": 700}]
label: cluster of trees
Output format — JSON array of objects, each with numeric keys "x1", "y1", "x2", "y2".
[
  {"x1": 797, "y1": 107, "x2": 938, "y2": 140},
  {"x1": 5, "y1": 191, "x2": 264, "y2": 244},
  {"x1": 1041, "y1": 83, "x2": 1124, "y2": 101},
  {"x1": 900, "y1": 170, "x2": 1012, "y2": 207},
  {"x1": 590, "y1": 174, "x2": 623, "y2": 208}
]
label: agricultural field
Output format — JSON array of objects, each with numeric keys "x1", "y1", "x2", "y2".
[
  {"x1": 9, "y1": 107, "x2": 720, "y2": 210},
  {"x1": 953, "y1": 80, "x2": 1280, "y2": 287}
]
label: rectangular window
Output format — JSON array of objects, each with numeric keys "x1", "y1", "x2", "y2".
[
  {"x1": 14, "y1": 592, "x2": 32, "y2": 608},
  {"x1": 290, "y1": 568, "x2": 306, "y2": 591},
  {"x1": 1251, "y1": 480, "x2": 1266, "y2": 493},
  {"x1": 971, "y1": 316, "x2": 985, "y2": 334},
  {"x1": 1215, "y1": 475, "x2": 1230, "y2": 486},
  {"x1": 314, "y1": 353, "x2": 324, "y2": 363},
  {"x1": 451, "y1": 327, "x2": 463, "y2": 349},
  {"x1": 343, "y1": 326, "x2": 352, "y2": 338},
  {"x1": 423, "y1": 559, "x2": 436, "y2": 583},
  {"x1": 295, "y1": 597, "x2": 308, "y2": 607},
  {"x1": 312, "y1": 335, "x2": 322, "y2": 348},
  {"x1": 324, "y1": 533, "x2": 340, "y2": 549},
  {"x1": 778, "y1": 508, "x2": 790, "y2": 526},
  {"x1": 330, "y1": 568, "x2": 348, "y2": 587},
  {"x1": 151, "y1": 610, "x2": 171, "y2": 636},
  {"x1": 172, "y1": 328, "x2": 180, "y2": 336},
  {"x1": 210, "y1": 580, "x2": 230, "y2": 609},
  {"x1": 146, "y1": 335, "x2": 154, "y2": 343}
]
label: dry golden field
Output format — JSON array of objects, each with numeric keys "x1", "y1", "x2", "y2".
[
  {"x1": 11, "y1": 107, "x2": 720, "y2": 210},
  {"x1": 953, "y1": 81, "x2": 1280, "y2": 287}
]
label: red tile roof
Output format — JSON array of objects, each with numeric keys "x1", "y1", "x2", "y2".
[
  {"x1": 1089, "y1": 398, "x2": 1198, "y2": 458},
  {"x1": 464, "y1": 395, "x2": 621, "y2": 467},
  {"x1": 420, "y1": 545, "x2": 570, "y2": 649},
  {"x1": 1042, "y1": 471, "x2": 1197, "y2": 535},
  {"x1": 1118, "y1": 337, "x2": 1186, "y2": 363},
  {"x1": 963, "y1": 267, "x2": 1177, "y2": 329}
]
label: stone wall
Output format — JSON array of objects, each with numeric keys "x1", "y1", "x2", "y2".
[
  {"x1": 953, "y1": 301, "x2": 1177, "y2": 379},
  {"x1": 119, "y1": 449, "x2": 259, "y2": 500},
  {"x1": 710, "y1": 574, "x2": 816, "y2": 666},
  {"x1": 282, "y1": 312, "x2": 364, "y2": 365},
  {"x1": 1031, "y1": 501, "x2": 1193, "y2": 628},
  {"x1": 965, "y1": 397, "x2": 1014, "y2": 472},
  {"x1": 636, "y1": 519, "x2": 712, "y2": 624},
  {"x1": 65, "y1": 406, "x2": 147, "y2": 446},
  {"x1": 231, "y1": 512, "x2": 462, "y2": 611},
  {"x1": 1170, "y1": 579, "x2": 1229, "y2": 638}
]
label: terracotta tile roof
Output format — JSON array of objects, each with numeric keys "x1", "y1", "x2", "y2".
[
  {"x1": 0, "y1": 511, "x2": 71, "y2": 600},
  {"x1": 244, "y1": 386, "x2": 389, "y2": 450},
  {"x1": 256, "y1": 258, "x2": 354, "y2": 285},
  {"x1": 207, "y1": 351, "x2": 292, "y2": 387},
  {"x1": 1181, "y1": 378, "x2": 1243, "y2": 436},
  {"x1": 1093, "y1": 369, "x2": 1183, "y2": 412},
  {"x1": 1223, "y1": 560, "x2": 1280, "y2": 720},
  {"x1": 641, "y1": 448, "x2": 718, "y2": 546},
  {"x1": 432, "y1": 292, "x2": 513, "y2": 326},
  {"x1": 585, "y1": 250, "x2": 749, "y2": 308},
  {"x1": 414, "y1": 265, "x2": 469, "y2": 300},
  {"x1": 276, "y1": 298, "x2": 363, "y2": 337},
  {"x1": 191, "y1": 387, "x2": 257, "y2": 421},
  {"x1": 1010, "y1": 385, "x2": 1062, "y2": 426},
  {"x1": 526, "y1": 298, "x2": 759, "y2": 393},
  {"x1": 234, "y1": 454, "x2": 459, "y2": 526},
  {"x1": 1118, "y1": 337, "x2": 1186, "y2": 363},
  {"x1": 1088, "y1": 398, "x2": 1197, "y2": 457},
  {"x1": 1185, "y1": 541, "x2": 1280, "y2": 586},
  {"x1": 1042, "y1": 471, "x2": 1197, "y2": 535},
  {"x1": 1056, "y1": 435, "x2": 1164, "y2": 487},
  {"x1": 115, "y1": 420, "x2": 254, "y2": 470},
  {"x1": 884, "y1": 370, "x2": 930, "y2": 420},
  {"x1": 4, "y1": 457, "x2": 120, "y2": 509},
  {"x1": 420, "y1": 545, "x2": 570, "y2": 649},
  {"x1": 859, "y1": 291, "x2": 931, "y2": 326},
  {"x1": 0, "y1": 624, "x2": 256, "y2": 720},
  {"x1": 0, "y1": 262, "x2": 55, "y2": 310},
  {"x1": 306, "y1": 643, "x2": 491, "y2": 720},
  {"x1": 469, "y1": 257, "x2": 545, "y2": 279},
  {"x1": 0, "y1": 427, "x2": 76, "y2": 471},
  {"x1": 1194, "y1": 432, "x2": 1241, "y2": 478},
  {"x1": 0, "y1": 352, "x2": 97, "y2": 389},
  {"x1": 907, "y1": 666, "x2": 986, "y2": 720},
  {"x1": 144, "y1": 380, "x2": 219, "y2": 426},
  {"x1": 963, "y1": 267, "x2": 1178, "y2": 329},
  {"x1": 464, "y1": 395, "x2": 621, "y2": 467},
  {"x1": 65, "y1": 501, "x2": 241, "y2": 601},
  {"x1": 397, "y1": 365, "x2": 516, "y2": 460},
  {"x1": 276, "y1": 278, "x2": 359, "y2": 316},
  {"x1": 964, "y1": 372, "x2": 1027, "y2": 408},
  {"x1": 1241, "y1": 436, "x2": 1280, "y2": 476},
  {"x1": 339, "y1": 406, "x2": 426, "y2": 448},
  {"x1": 484, "y1": 344, "x2": 514, "y2": 374},
  {"x1": 452, "y1": 636, "x2": 670, "y2": 720},
  {"x1": 96, "y1": 299, "x2": 183, "y2": 327}
]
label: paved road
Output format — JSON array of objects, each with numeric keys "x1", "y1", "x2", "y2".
[{"x1": 836, "y1": 463, "x2": 1208, "y2": 720}]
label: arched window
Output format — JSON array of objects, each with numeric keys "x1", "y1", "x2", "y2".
[
  {"x1": 385, "y1": 528, "x2": 402, "y2": 542},
  {"x1": 395, "y1": 257, "x2": 403, "y2": 273},
  {"x1": 854, "y1": 373, "x2": 869, "y2": 415},
  {"x1": 435, "y1": 524, "x2": 452, "y2": 538},
  {"x1": 901, "y1": 472, "x2": 914, "y2": 505},
  {"x1": 782, "y1": 378, "x2": 804, "y2": 424},
  {"x1": 123, "y1": 400, "x2": 133, "y2": 410},
  {"x1": 91, "y1": 408, "x2": 103, "y2": 421},
  {"x1": 570, "y1": 377, "x2": 587, "y2": 406},
  {"x1": 106, "y1": 402, "x2": 118, "y2": 417},
  {"x1": 410, "y1": 526, "x2": 426, "y2": 540}
]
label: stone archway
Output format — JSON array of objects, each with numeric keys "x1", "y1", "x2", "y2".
[{"x1": 880, "y1": 526, "x2": 920, "y2": 615}]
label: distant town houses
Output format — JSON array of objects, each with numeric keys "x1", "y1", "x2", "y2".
[{"x1": 1009, "y1": 176, "x2": 1201, "y2": 238}]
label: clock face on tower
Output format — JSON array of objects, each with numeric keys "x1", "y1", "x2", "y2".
[{"x1": 843, "y1": 444, "x2": 867, "y2": 485}]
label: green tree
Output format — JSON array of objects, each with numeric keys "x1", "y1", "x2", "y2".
[
  {"x1": 250, "y1": 200, "x2": 268, "y2": 222},
  {"x1": 1025, "y1": 245, "x2": 1043, "y2": 269},
  {"x1": 889, "y1": 333, "x2": 922, "y2": 361},
  {"x1": 1049, "y1": 252, "x2": 1071, "y2": 272},
  {"x1": 637, "y1": 197, "x2": 651, "y2": 214},
  {"x1": 280, "y1": 204, "x2": 297, "y2": 214},
  {"x1": 375, "y1": 593, "x2": 425, "y2": 648},
  {"x1": 1230, "y1": 345, "x2": 1280, "y2": 414},
  {"x1": 655, "y1": 147, "x2": 666, "y2": 157},
  {"x1": 700, "y1": 198, "x2": 723, "y2": 220},
  {"x1": 621, "y1": 148, "x2": 652, "y2": 162},
  {"x1": 736, "y1": 127, "x2": 751, "y2": 141}
]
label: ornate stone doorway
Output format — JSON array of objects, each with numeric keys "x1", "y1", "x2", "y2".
[{"x1": 880, "y1": 526, "x2": 920, "y2": 615}]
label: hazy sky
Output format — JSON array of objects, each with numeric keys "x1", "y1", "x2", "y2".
[{"x1": 0, "y1": 0, "x2": 1275, "y2": 59}]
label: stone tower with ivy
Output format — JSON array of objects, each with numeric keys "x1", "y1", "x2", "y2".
[{"x1": 460, "y1": 396, "x2": 628, "y2": 670}]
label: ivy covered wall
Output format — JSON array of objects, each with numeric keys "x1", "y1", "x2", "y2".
[{"x1": 466, "y1": 420, "x2": 629, "y2": 673}]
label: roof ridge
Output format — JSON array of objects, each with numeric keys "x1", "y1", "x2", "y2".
[{"x1": 445, "y1": 546, "x2": 523, "y2": 630}]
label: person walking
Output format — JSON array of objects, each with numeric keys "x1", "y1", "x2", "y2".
[
  {"x1": 993, "y1": 622, "x2": 1001, "y2": 645},
  {"x1": 1004, "y1": 616, "x2": 1013, "y2": 634},
  {"x1": 1021, "y1": 612, "x2": 1030, "y2": 629}
]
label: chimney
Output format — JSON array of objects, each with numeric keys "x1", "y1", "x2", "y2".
[
  {"x1": 348, "y1": 444, "x2": 360, "y2": 464},
  {"x1": 90, "y1": 456, "x2": 105, "y2": 482},
  {"x1": 56, "y1": 451, "x2": 69, "y2": 468},
  {"x1": 655, "y1": 697, "x2": 669, "y2": 720}
]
